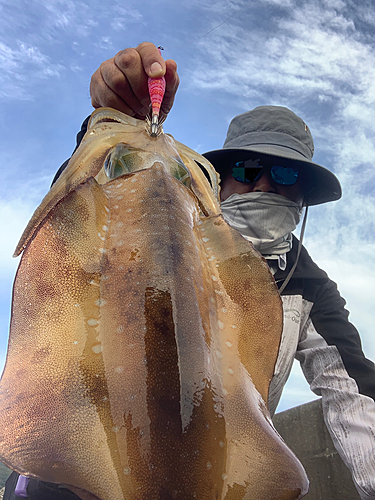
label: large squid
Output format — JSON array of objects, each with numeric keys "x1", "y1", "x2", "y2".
[{"x1": 0, "y1": 108, "x2": 308, "y2": 499}]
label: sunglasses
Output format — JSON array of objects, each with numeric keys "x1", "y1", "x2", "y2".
[{"x1": 232, "y1": 159, "x2": 299, "y2": 186}]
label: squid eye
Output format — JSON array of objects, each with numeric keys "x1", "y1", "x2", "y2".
[
  {"x1": 104, "y1": 144, "x2": 138, "y2": 180},
  {"x1": 104, "y1": 143, "x2": 191, "y2": 188}
]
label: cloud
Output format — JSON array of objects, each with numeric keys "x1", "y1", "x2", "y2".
[
  {"x1": 0, "y1": 41, "x2": 64, "y2": 100},
  {"x1": 190, "y1": 1, "x2": 374, "y2": 104},
  {"x1": 188, "y1": 0, "x2": 375, "y2": 248}
]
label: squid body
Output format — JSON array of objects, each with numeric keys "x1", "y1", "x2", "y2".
[{"x1": 0, "y1": 108, "x2": 308, "y2": 500}]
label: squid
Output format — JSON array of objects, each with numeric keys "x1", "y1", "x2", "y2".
[{"x1": 0, "y1": 108, "x2": 308, "y2": 499}]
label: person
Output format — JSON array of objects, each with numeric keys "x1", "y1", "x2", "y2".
[{"x1": 5, "y1": 43, "x2": 375, "y2": 500}]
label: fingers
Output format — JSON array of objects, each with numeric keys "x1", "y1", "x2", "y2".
[
  {"x1": 90, "y1": 56, "x2": 145, "y2": 117},
  {"x1": 162, "y1": 59, "x2": 180, "y2": 116},
  {"x1": 90, "y1": 42, "x2": 179, "y2": 119},
  {"x1": 135, "y1": 42, "x2": 166, "y2": 78}
]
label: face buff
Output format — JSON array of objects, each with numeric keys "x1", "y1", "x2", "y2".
[{"x1": 220, "y1": 192, "x2": 302, "y2": 270}]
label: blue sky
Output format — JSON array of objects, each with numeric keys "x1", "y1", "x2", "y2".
[{"x1": 0, "y1": 0, "x2": 374, "y2": 413}]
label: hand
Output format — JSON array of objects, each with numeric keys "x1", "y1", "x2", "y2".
[{"x1": 90, "y1": 42, "x2": 179, "y2": 119}]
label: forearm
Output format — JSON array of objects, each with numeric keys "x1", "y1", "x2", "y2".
[{"x1": 297, "y1": 337, "x2": 375, "y2": 499}]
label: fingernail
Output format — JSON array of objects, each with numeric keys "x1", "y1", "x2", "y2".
[{"x1": 149, "y1": 62, "x2": 163, "y2": 76}]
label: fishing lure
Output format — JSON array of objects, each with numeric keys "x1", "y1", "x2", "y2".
[{"x1": 147, "y1": 46, "x2": 166, "y2": 137}]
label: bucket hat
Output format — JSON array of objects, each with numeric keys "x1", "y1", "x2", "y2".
[{"x1": 203, "y1": 106, "x2": 341, "y2": 206}]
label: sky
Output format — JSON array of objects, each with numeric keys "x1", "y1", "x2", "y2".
[{"x1": 0, "y1": 0, "x2": 374, "y2": 414}]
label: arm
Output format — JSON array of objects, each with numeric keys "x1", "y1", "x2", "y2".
[{"x1": 296, "y1": 279, "x2": 375, "y2": 499}]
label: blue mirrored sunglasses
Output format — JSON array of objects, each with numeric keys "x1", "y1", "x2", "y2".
[{"x1": 232, "y1": 160, "x2": 299, "y2": 186}]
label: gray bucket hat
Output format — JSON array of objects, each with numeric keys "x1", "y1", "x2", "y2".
[{"x1": 203, "y1": 106, "x2": 341, "y2": 206}]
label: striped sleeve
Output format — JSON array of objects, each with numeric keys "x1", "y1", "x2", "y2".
[{"x1": 296, "y1": 287, "x2": 375, "y2": 499}]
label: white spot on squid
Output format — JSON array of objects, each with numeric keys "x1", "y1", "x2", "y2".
[
  {"x1": 211, "y1": 275, "x2": 218, "y2": 282},
  {"x1": 216, "y1": 349, "x2": 223, "y2": 359},
  {"x1": 228, "y1": 368, "x2": 234, "y2": 375},
  {"x1": 219, "y1": 441, "x2": 225, "y2": 448},
  {"x1": 123, "y1": 467, "x2": 131, "y2": 475},
  {"x1": 116, "y1": 195, "x2": 123, "y2": 200},
  {"x1": 222, "y1": 308, "x2": 227, "y2": 313},
  {"x1": 130, "y1": 178, "x2": 137, "y2": 183},
  {"x1": 95, "y1": 299, "x2": 107, "y2": 306},
  {"x1": 127, "y1": 208, "x2": 132, "y2": 212},
  {"x1": 102, "y1": 396, "x2": 108, "y2": 402},
  {"x1": 215, "y1": 290, "x2": 223, "y2": 295},
  {"x1": 202, "y1": 237, "x2": 210, "y2": 242},
  {"x1": 225, "y1": 341, "x2": 232, "y2": 348},
  {"x1": 104, "y1": 206, "x2": 110, "y2": 212},
  {"x1": 222, "y1": 473, "x2": 228, "y2": 480},
  {"x1": 87, "y1": 319, "x2": 98, "y2": 326},
  {"x1": 117, "y1": 325, "x2": 124, "y2": 333},
  {"x1": 99, "y1": 248, "x2": 106, "y2": 254},
  {"x1": 206, "y1": 462, "x2": 212, "y2": 470},
  {"x1": 112, "y1": 426, "x2": 120, "y2": 432},
  {"x1": 114, "y1": 205, "x2": 119, "y2": 209},
  {"x1": 73, "y1": 341, "x2": 78, "y2": 345},
  {"x1": 218, "y1": 320, "x2": 224, "y2": 330},
  {"x1": 230, "y1": 324, "x2": 237, "y2": 329},
  {"x1": 102, "y1": 225, "x2": 108, "y2": 232},
  {"x1": 130, "y1": 189, "x2": 137, "y2": 193},
  {"x1": 92, "y1": 344, "x2": 102, "y2": 354},
  {"x1": 115, "y1": 366, "x2": 124, "y2": 374}
]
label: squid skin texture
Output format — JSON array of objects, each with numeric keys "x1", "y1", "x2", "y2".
[{"x1": 0, "y1": 108, "x2": 309, "y2": 500}]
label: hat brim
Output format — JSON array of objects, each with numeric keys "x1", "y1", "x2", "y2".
[{"x1": 202, "y1": 145, "x2": 342, "y2": 206}]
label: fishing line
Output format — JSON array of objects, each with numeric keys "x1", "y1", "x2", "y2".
[{"x1": 198, "y1": 7, "x2": 242, "y2": 40}]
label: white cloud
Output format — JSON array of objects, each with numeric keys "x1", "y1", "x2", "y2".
[
  {"x1": 0, "y1": 41, "x2": 64, "y2": 100},
  {"x1": 96, "y1": 36, "x2": 113, "y2": 51},
  {"x1": 43, "y1": 0, "x2": 98, "y2": 34}
]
